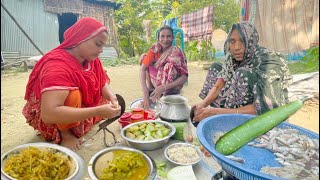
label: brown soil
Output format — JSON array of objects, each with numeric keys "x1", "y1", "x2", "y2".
[{"x1": 1, "y1": 62, "x2": 318, "y2": 178}]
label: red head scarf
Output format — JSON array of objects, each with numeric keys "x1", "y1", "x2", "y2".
[
  {"x1": 56, "y1": 17, "x2": 107, "y2": 49},
  {"x1": 25, "y1": 18, "x2": 109, "y2": 107}
]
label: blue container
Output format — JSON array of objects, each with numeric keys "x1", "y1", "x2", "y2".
[{"x1": 197, "y1": 114, "x2": 319, "y2": 180}]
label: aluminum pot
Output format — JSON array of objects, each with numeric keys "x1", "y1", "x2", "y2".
[{"x1": 159, "y1": 95, "x2": 190, "y2": 122}]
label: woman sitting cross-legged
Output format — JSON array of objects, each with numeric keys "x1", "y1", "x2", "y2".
[
  {"x1": 140, "y1": 25, "x2": 188, "y2": 109},
  {"x1": 193, "y1": 21, "x2": 292, "y2": 122}
]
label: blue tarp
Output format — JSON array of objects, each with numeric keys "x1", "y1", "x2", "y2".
[{"x1": 286, "y1": 51, "x2": 307, "y2": 61}]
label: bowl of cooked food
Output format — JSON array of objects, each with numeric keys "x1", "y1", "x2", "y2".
[
  {"x1": 88, "y1": 146, "x2": 157, "y2": 180},
  {"x1": 164, "y1": 143, "x2": 202, "y2": 166},
  {"x1": 120, "y1": 120, "x2": 176, "y2": 151},
  {"x1": 1, "y1": 142, "x2": 86, "y2": 180}
]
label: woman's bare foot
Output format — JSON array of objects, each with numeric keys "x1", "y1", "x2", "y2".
[{"x1": 60, "y1": 130, "x2": 84, "y2": 151}]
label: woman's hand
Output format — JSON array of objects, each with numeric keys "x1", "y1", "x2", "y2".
[
  {"x1": 190, "y1": 101, "x2": 208, "y2": 120},
  {"x1": 109, "y1": 94, "x2": 119, "y2": 108},
  {"x1": 147, "y1": 86, "x2": 155, "y2": 93},
  {"x1": 142, "y1": 93, "x2": 150, "y2": 109},
  {"x1": 150, "y1": 85, "x2": 166, "y2": 102},
  {"x1": 193, "y1": 107, "x2": 217, "y2": 122},
  {"x1": 194, "y1": 101, "x2": 207, "y2": 111},
  {"x1": 98, "y1": 103, "x2": 121, "y2": 119}
]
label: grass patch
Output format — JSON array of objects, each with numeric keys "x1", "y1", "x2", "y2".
[
  {"x1": 1, "y1": 66, "x2": 28, "y2": 76},
  {"x1": 101, "y1": 57, "x2": 139, "y2": 67},
  {"x1": 288, "y1": 46, "x2": 319, "y2": 74},
  {"x1": 287, "y1": 60, "x2": 319, "y2": 75}
]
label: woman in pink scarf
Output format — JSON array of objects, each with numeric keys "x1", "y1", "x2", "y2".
[
  {"x1": 23, "y1": 18, "x2": 120, "y2": 150},
  {"x1": 140, "y1": 25, "x2": 188, "y2": 109}
]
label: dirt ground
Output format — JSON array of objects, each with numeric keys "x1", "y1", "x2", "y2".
[{"x1": 1, "y1": 62, "x2": 319, "y2": 178}]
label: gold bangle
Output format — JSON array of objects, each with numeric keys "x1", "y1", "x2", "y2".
[{"x1": 236, "y1": 109, "x2": 239, "y2": 114}]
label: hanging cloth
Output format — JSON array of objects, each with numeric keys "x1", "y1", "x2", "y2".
[{"x1": 180, "y1": 6, "x2": 214, "y2": 41}]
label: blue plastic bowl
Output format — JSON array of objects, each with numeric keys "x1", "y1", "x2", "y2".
[{"x1": 197, "y1": 114, "x2": 319, "y2": 180}]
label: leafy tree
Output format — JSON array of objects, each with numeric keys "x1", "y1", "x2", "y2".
[
  {"x1": 113, "y1": 0, "x2": 148, "y2": 57},
  {"x1": 113, "y1": 0, "x2": 240, "y2": 58},
  {"x1": 162, "y1": 0, "x2": 240, "y2": 61},
  {"x1": 164, "y1": 0, "x2": 240, "y2": 31},
  {"x1": 114, "y1": 0, "x2": 173, "y2": 57}
]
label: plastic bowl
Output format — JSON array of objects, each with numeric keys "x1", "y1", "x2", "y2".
[
  {"x1": 118, "y1": 118, "x2": 132, "y2": 128},
  {"x1": 197, "y1": 114, "x2": 319, "y2": 180}
]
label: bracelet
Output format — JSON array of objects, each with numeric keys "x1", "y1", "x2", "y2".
[{"x1": 236, "y1": 109, "x2": 239, "y2": 114}]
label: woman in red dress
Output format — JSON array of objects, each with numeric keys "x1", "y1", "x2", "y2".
[{"x1": 23, "y1": 18, "x2": 120, "y2": 151}]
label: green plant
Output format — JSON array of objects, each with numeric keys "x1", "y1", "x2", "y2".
[
  {"x1": 184, "y1": 41, "x2": 199, "y2": 61},
  {"x1": 166, "y1": 0, "x2": 240, "y2": 31},
  {"x1": 184, "y1": 40, "x2": 216, "y2": 61},
  {"x1": 101, "y1": 57, "x2": 139, "y2": 67},
  {"x1": 287, "y1": 46, "x2": 319, "y2": 74},
  {"x1": 302, "y1": 46, "x2": 319, "y2": 72},
  {"x1": 199, "y1": 39, "x2": 216, "y2": 61}
]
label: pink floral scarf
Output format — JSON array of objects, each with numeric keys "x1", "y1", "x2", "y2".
[{"x1": 148, "y1": 43, "x2": 188, "y2": 92}]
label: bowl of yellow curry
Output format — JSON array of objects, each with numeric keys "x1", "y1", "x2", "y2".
[
  {"x1": 1, "y1": 142, "x2": 86, "y2": 180},
  {"x1": 88, "y1": 146, "x2": 157, "y2": 180}
]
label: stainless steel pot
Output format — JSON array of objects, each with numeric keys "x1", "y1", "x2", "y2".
[
  {"x1": 1, "y1": 142, "x2": 86, "y2": 180},
  {"x1": 159, "y1": 95, "x2": 190, "y2": 122},
  {"x1": 120, "y1": 120, "x2": 176, "y2": 151},
  {"x1": 88, "y1": 146, "x2": 157, "y2": 180}
]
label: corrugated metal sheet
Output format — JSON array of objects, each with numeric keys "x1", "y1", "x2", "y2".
[{"x1": 1, "y1": 0, "x2": 60, "y2": 56}]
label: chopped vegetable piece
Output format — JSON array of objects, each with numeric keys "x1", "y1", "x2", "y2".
[
  {"x1": 167, "y1": 165, "x2": 197, "y2": 180},
  {"x1": 170, "y1": 122, "x2": 186, "y2": 141},
  {"x1": 100, "y1": 150, "x2": 148, "y2": 180},
  {"x1": 125, "y1": 122, "x2": 171, "y2": 141},
  {"x1": 4, "y1": 147, "x2": 71, "y2": 179}
]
